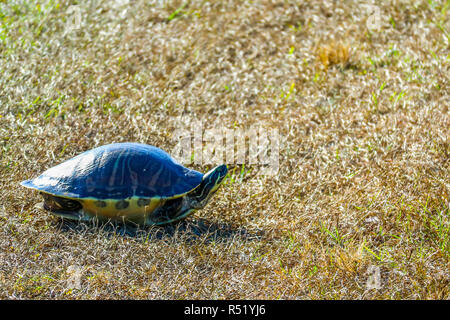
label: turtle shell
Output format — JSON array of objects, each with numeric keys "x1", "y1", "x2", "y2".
[{"x1": 21, "y1": 143, "x2": 203, "y2": 200}]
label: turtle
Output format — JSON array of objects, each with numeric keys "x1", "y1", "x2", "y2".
[{"x1": 20, "y1": 142, "x2": 228, "y2": 226}]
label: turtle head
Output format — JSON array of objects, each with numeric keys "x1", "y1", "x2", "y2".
[
  {"x1": 147, "y1": 165, "x2": 228, "y2": 225},
  {"x1": 187, "y1": 164, "x2": 228, "y2": 210}
]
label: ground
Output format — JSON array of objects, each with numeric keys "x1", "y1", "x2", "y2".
[{"x1": 0, "y1": 0, "x2": 448, "y2": 299}]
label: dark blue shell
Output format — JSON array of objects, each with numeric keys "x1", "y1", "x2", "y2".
[{"x1": 21, "y1": 143, "x2": 204, "y2": 200}]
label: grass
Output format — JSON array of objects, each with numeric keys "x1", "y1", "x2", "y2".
[{"x1": 0, "y1": 0, "x2": 449, "y2": 299}]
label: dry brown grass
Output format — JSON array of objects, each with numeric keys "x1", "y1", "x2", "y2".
[
  {"x1": 0, "y1": 0, "x2": 449, "y2": 299},
  {"x1": 317, "y1": 40, "x2": 351, "y2": 69}
]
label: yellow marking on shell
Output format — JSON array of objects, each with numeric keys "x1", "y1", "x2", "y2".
[{"x1": 81, "y1": 198, "x2": 162, "y2": 225}]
